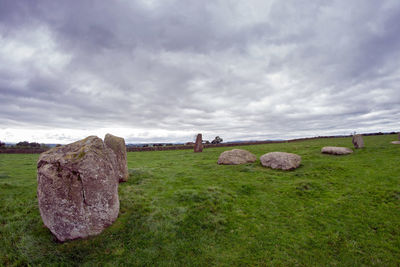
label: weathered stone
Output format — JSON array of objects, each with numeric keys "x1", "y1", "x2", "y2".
[
  {"x1": 217, "y1": 149, "x2": 257, "y2": 165},
  {"x1": 391, "y1": 141, "x2": 400, "y2": 144},
  {"x1": 260, "y1": 152, "x2": 301, "y2": 170},
  {"x1": 37, "y1": 136, "x2": 120, "y2": 242},
  {"x1": 321, "y1": 146, "x2": 353, "y2": 155},
  {"x1": 194, "y1": 133, "x2": 203, "y2": 152},
  {"x1": 104, "y1": 133, "x2": 129, "y2": 182},
  {"x1": 352, "y1": 134, "x2": 364, "y2": 149}
]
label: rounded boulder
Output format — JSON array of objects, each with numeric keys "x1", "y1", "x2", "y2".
[
  {"x1": 217, "y1": 149, "x2": 257, "y2": 165},
  {"x1": 260, "y1": 152, "x2": 301, "y2": 170}
]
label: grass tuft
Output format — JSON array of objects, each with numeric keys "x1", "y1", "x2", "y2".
[{"x1": 0, "y1": 173, "x2": 9, "y2": 179}]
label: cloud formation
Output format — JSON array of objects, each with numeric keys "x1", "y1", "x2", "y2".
[{"x1": 1, "y1": 0, "x2": 399, "y2": 143}]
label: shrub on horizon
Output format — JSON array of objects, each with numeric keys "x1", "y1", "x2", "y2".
[{"x1": 211, "y1": 136, "x2": 223, "y2": 144}]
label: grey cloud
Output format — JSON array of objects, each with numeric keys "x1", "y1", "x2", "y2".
[{"x1": 1, "y1": 0, "x2": 400, "y2": 143}]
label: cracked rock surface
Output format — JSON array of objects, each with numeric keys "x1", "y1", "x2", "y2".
[{"x1": 37, "y1": 136, "x2": 119, "y2": 242}]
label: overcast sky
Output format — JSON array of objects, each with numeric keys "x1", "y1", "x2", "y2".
[{"x1": 1, "y1": 0, "x2": 399, "y2": 144}]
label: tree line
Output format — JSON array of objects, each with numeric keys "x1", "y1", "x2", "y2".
[{"x1": 0, "y1": 140, "x2": 49, "y2": 149}]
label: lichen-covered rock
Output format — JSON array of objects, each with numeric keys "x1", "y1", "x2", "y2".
[
  {"x1": 104, "y1": 133, "x2": 129, "y2": 182},
  {"x1": 217, "y1": 149, "x2": 256, "y2": 165},
  {"x1": 260, "y1": 152, "x2": 301, "y2": 170},
  {"x1": 194, "y1": 133, "x2": 203, "y2": 153},
  {"x1": 321, "y1": 146, "x2": 353, "y2": 155},
  {"x1": 352, "y1": 134, "x2": 364, "y2": 149},
  {"x1": 37, "y1": 136, "x2": 120, "y2": 242}
]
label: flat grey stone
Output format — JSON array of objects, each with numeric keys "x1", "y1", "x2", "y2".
[{"x1": 321, "y1": 146, "x2": 353, "y2": 155}]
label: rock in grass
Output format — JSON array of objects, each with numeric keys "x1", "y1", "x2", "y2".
[
  {"x1": 352, "y1": 134, "x2": 364, "y2": 149},
  {"x1": 194, "y1": 133, "x2": 203, "y2": 153},
  {"x1": 260, "y1": 152, "x2": 301, "y2": 170},
  {"x1": 321, "y1": 146, "x2": 353, "y2": 155},
  {"x1": 391, "y1": 141, "x2": 400, "y2": 144},
  {"x1": 37, "y1": 136, "x2": 120, "y2": 242},
  {"x1": 104, "y1": 133, "x2": 129, "y2": 182},
  {"x1": 217, "y1": 149, "x2": 257, "y2": 165}
]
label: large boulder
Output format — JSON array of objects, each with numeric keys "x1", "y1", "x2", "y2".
[
  {"x1": 352, "y1": 134, "x2": 364, "y2": 149},
  {"x1": 321, "y1": 146, "x2": 353, "y2": 155},
  {"x1": 194, "y1": 133, "x2": 203, "y2": 153},
  {"x1": 260, "y1": 152, "x2": 301, "y2": 170},
  {"x1": 217, "y1": 149, "x2": 257, "y2": 165},
  {"x1": 104, "y1": 133, "x2": 129, "y2": 182},
  {"x1": 37, "y1": 136, "x2": 120, "y2": 242}
]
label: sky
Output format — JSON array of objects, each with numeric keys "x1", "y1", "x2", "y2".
[{"x1": 0, "y1": 0, "x2": 399, "y2": 144}]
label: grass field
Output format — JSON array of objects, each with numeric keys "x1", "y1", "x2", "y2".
[{"x1": 1, "y1": 134, "x2": 399, "y2": 266}]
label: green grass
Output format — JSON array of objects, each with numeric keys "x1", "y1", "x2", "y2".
[{"x1": 1, "y1": 135, "x2": 400, "y2": 266}]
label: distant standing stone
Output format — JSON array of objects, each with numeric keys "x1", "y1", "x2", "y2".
[
  {"x1": 104, "y1": 133, "x2": 129, "y2": 182},
  {"x1": 260, "y1": 152, "x2": 301, "y2": 170},
  {"x1": 194, "y1": 133, "x2": 203, "y2": 152},
  {"x1": 37, "y1": 136, "x2": 120, "y2": 242},
  {"x1": 217, "y1": 149, "x2": 257, "y2": 165},
  {"x1": 321, "y1": 146, "x2": 353, "y2": 155},
  {"x1": 352, "y1": 134, "x2": 364, "y2": 149}
]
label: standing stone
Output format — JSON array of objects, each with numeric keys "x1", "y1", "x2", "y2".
[
  {"x1": 37, "y1": 136, "x2": 120, "y2": 242},
  {"x1": 260, "y1": 152, "x2": 301, "y2": 170},
  {"x1": 217, "y1": 149, "x2": 257, "y2": 165},
  {"x1": 352, "y1": 134, "x2": 364, "y2": 149},
  {"x1": 104, "y1": 133, "x2": 129, "y2": 182},
  {"x1": 194, "y1": 133, "x2": 203, "y2": 153}
]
